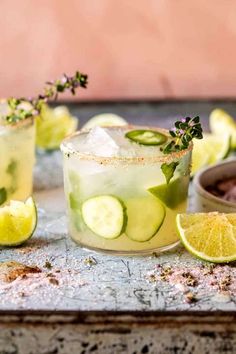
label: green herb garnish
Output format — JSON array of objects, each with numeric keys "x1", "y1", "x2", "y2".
[
  {"x1": 4, "y1": 71, "x2": 88, "y2": 124},
  {"x1": 163, "y1": 116, "x2": 203, "y2": 154},
  {"x1": 161, "y1": 161, "x2": 179, "y2": 184},
  {"x1": 0, "y1": 188, "x2": 7, "y2": 206},
  {"x1": 161, "y1": 116, "x2": 203, "y2": 183}
]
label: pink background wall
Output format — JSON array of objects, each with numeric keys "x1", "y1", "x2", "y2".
[{"x1": 1, "y1": 0, "x2": 236, "y2": 100}]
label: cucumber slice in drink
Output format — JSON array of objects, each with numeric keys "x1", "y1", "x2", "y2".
[
  {"x1": 81, "y1": 195, "x2": 127, "y2": 239},
  {"x1": 125, "y1": 130, "x2": 167, "y2": 146},
  {"x1": 125, "y1": 196, "x2": 165, "y2": 242},
  {"x1": 148, "y1": 177, "x2": 188, "y2": 209}
]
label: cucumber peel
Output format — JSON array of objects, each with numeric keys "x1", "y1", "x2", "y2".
[{"x1": 125, "y1": 196, "x2": 165, "y2": 242}]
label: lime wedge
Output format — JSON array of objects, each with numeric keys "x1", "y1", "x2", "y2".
[
  {"x1": 176, "y1": 212, "x2": 236, "y2": 263},
  {"x1": 191, "y1": 133, "x2": 231, "y2": 176},
  {"x1": 36, "y1": 104, "x2": 78, "y2": 150},
  {"x1": 0, "y1": 197, "x2": 37, "y2": 246},
  {"x1": 82, "y1": 113, "x2": 127, "y2": 130},
  {"x1": 210, "y1": 109, "x2": 236, "y2": 149},
  {"x1": 148, "y1": 177, "x2": 188, "y2": 209}
]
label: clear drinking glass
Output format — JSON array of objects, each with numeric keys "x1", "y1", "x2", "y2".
[
  {"x1": 0, "y1": 118, "x2": 35, "y2": 205},
  {"x1": 61, "y1": 126, "x2": 192, "y2": 255}
]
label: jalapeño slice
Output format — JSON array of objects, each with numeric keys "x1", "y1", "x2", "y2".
[{"x1": 125, "y1": 129, "x2": 167, "y2": 146}]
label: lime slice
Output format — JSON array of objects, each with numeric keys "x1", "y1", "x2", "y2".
[
  {"x1": 0, "y1": 197, "x2": 37, "y2": 246},
  {"x1": 191, "y1": 133, "x2": 231, "y2": 176},
  {"x1": 176, "y1": 212, "x2": 236, "y2": 263},
  {"x1": 125, "y1": 129, "x2": 167, "y2": 146},
  {"x1": 125, "y1": 196, "x2": 165, "y2": 242},
  {"x1": 36, "y1": 104, "x2": 78, "y2": 150},
  {"x1": 210, "y1": 109, "x2": 236, "y2": 149},
  {"x1": 82, "y1": 113, "x2": 127, "y2": 130},
  {"x1": 148, "y1": 177, "x2": 188, "y2": 209},
  {"x1": 81, "y1": 195, "x2": 127, "y2": 239}
]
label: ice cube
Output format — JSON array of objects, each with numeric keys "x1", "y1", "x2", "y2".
[{"x1": 81, "y1": 126, "x2": 120, "y2": 157}]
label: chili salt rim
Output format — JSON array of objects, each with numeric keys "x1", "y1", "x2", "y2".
[
  {"x1": 0, "y1": 117, "x2": 34, "y2": 131},
  {"x1": 0, "y1": 99, "x2": 35, "y2": 130},
  {"x1": 60, "y1": 125, "x2": 192, "y2": 165}
]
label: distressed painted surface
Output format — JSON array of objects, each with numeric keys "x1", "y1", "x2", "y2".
[
  {"x1": 2, "y1": 1, "x2": 236, "y2": 99},
  {"x1": 0, "y1": 320, "x2": 236, "y2": 354}
]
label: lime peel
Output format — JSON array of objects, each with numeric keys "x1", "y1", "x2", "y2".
[
  {"x1": 191, "y1": 133, "x2": 231, "y2": 176},
  {"x1": 0, "y1": 197, "x2": 37, "y2": 246},
  {"x1": 210, "y1": 108, "x2": 236, "y2": 149}
]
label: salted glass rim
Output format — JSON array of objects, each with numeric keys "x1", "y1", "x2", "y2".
[
  {"x1": 0, "y1": 116, "x2": 34, "y2": 132},
  {"x1": 0, "y1": 99, "x2": 35, "y2": 132},
  {"x1": 60, "y1": 125, "x2": 193, "y2": 164}
]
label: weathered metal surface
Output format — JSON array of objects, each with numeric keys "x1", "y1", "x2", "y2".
[
  {"x1": 1, "y1": 102, "x2": 236, "y2": 353},
  {"x1": 0, "y1": 317, "x2": 236, "y2": 354}
]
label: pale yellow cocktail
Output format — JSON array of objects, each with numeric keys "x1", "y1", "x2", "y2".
[
  {"x1": 0, "y1": 115, "x2": 35, "y2": 205},
  {"x1": 61, "y1": 126, "x2": 192, "y2": 254}
]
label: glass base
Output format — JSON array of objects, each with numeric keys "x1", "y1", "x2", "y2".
[{"x1": 70, "y1": 236, "x2": 180, "y2": 256}]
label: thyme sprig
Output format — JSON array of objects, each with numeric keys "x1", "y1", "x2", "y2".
[
  {"x1": 161, "y1": 116, "x2": 203, "y2": 183},
  {"x1": 163, "y1": 116, "x2": 203, "y2": 154},
  {"x1": 4, "y1": 71, "x2": 88, "y2": 124}
]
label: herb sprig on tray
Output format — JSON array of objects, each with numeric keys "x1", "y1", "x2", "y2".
[
  {"x1": 4, "y1": 71, "x2": 88, "y2": 124},
  {"x1": 161, "y1": 116, "x2": 203, "y2": 183}
]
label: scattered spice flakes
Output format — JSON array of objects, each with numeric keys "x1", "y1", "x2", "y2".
[
  {"x1": 160, "y1": 266, "x2": 173, "y2": 281},
  {"x1": 147, "y1": 273, "x2": 159, "y2": 283},
  {"x1": 146, "y1": 263, "x2": 236, "y2": 303},
  {"x1": 48, "y1": 277, "x2": 59, "y2": 286},
  {"x1": 0, "y1": 259, "x2": 86, "y2": 307},
  {"x1": 219, "y1": 275, "x2": 231, "y2": 291},
  {"x1": 83, "y1": 256, "x2": 97, "y2": 267},
  {"x1": 0, "y1": 261, "x2": 41, "y2": 283},
  {"x1": 185, "y1": 291, "x2": 197, "y2": 303},
  {"x1": 44, "y1": 260, "x2": 53, "y2": 270},
  {"x1": 16, "y1": 239, "x2": 49, "y2": 254},
  {"x1": 181, "y1": 271, "x2": 198, "y2": 287},
  {"x1": 202, "y1": 264, "x2": 216, "y2": 276}
]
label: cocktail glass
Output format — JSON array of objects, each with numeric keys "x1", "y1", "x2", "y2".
[
  {"x1": 0, "y1": 117, "x2": 35, "y2": 205},
  {"x1": 61, "y1": 126, "x2": 192, "y2": 255}
]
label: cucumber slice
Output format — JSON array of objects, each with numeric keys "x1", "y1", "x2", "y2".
[
  {"x1": 81, "y1": 195, "x2": 126, "y2": 239},
  {"x1": 125, "y1": 130, "x2": 167, "y2": 146},
  {"x1": 125, "y1": 196, "x2": 165, "y2": 242}
]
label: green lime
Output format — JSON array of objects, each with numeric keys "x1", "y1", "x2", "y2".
[
  {"x1": 82, "y1": 113, "x2": 127, "y2": 130},
  {"x1": 36, "y1": 104, "x2": 78, "y2": 150},
  {"x1": 148, "y1": 177, "x2": 188, "y2": 209},
  {"x1": 210, "y1": 109, "x2": 236, "y2": 149},
  {"x1": 191, "y1": 133, "x2": 231, "y2": 176},
  {"x1": 0, "y1": 197, "x2": 37, "y2": 246},
  {"x1": 176, "y1": 212, "x2": 236, "y2": 263}
]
